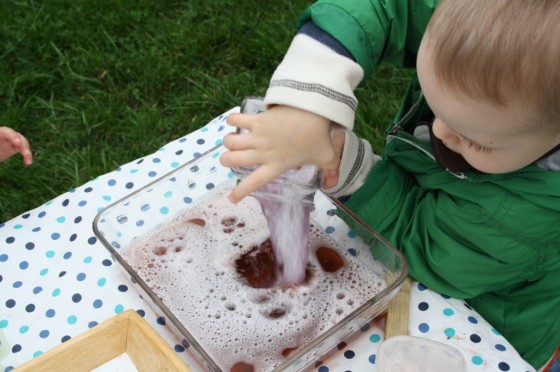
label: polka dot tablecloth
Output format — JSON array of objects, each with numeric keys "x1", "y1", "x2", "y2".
[{"x1": 0, "y1": 108, "x2": 535, "y2": 372}]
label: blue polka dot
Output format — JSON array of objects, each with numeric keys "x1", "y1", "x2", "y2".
[
  {"x1": 368, "y1": 354, "x2": 376, "y2": 364},
  {"x1": 325, "y1": 226, "x2": 335, "y2": 234},
  {"x1": 418, "y1": 323, "x2": 430, "y2": 333},
  {"x1": 6, "y1": 236, "x2": 15, "y2": 244},
  {"x1": 468, "y1": 315, "x2": 478, "y2": 324},
  {"x1": 0, "y1": 254, "x2": 8, "y2": 262},
  {"x1": 77, "y1": 273, "x2": 86, "y2": 281},
  {"x1": 78, "y1": 200, "x2": 87, "y2": 206},
  {"x1": 205, "y1": 183, "x2": 214, "y2": 190},
  {"x1": 84, "y1": 187, "x2": 93, "y2": 193},
  {"x1": 183, "y1": 197, "x2": 192, "y2": 204},
  {"x1": 46, "y1": 309, "x2": 55, "y2": 318},
  {"x1": 347, "y1": 230, "x2": 357, "y2": 238},
  {"x1": 33, "y1": 286, "x2": 42, "y2": 294},
  {"x1": 13, "y1": 281, "x2": 22, "y2": 288},
  {"x1": 51, "y1": 233, "x2": 60, "y2": 240},
  {"x1": 495, "y1": 344, "x2": 506, "y2": 352},
  {"x1": 470, "y1": 334, "x2": 481, "y2": 343},
  {"x1": 67, "y1": 315, "x2": 77, "y2": 324},
  {"x1": 19, "y1": 261, "x2": 29, "y2": 270},
  {"x1": 63, "y1": 252, "x2": 72, "y2": 259},
  {"x1": 136, "y1": 220, "x2": 144, "y2": 226},
  {"x1": 472, "y1": 356, "x2": 484, "y2": 366},
  {"x1": 93, "y1": 299, "x2": 103, "y2": 308},
  {"x1": 108, "y1": 179, "x2": 116, "y2": 186},
  {"x1": 174, "y1": 344, "x2": 185, "y2": 352},
  {"x1": 443, "y1": 308, "x2": 454, "y2": 316},
  {"x1": 148, "y1": 171, "x2": 157, "y2": 177},
  {"x1": 88, "y1": 237, "x2": 97, "y2": 245},
  {"x1": 39, "y1": 330, "x2": 49, "y2": 338},
  {"x1": 498, "y1": 362, "x2": 510, "y2": 371},
  {"x1": 125, "y1": 182, "x2": 134, "y2": 189},
  {"x1": 196, "y1": 139, "x2": 205, "y2": 145},
  {"x1": 32, "y1": 227, "x2": 41, "y2": 232},
  {"x1": 88, "y1": 321, "x2": 98, "y2": 328},
  {"x1": 38, "y1": 211, "x2": 46, "y2": 218}
]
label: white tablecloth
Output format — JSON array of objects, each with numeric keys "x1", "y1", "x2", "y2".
[{"x1": 0, "y1": 108, "x2": 534, "y2": 372}]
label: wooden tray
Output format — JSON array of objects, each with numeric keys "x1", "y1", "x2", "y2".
[{"x1": 15, "y1": 309, "x2": 191, "y2": 371}]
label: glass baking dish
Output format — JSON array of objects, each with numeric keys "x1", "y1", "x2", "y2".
[{"x1": 93, "y1": 144, "x2": 406, "y2": 372}]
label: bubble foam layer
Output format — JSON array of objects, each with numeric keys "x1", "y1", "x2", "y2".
[{"x1": 122, "y1": 184, "x2": 386, "y2": 371}]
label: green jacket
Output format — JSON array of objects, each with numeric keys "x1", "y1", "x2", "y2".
[{"x1": 300, "y1": 0, "x2": 560, "y2": 368}]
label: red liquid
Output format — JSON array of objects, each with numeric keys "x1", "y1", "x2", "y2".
[
  {"x1": 315, "y1": 246, "x2": 344, "y2": 273},
  {"x1": 230, "y1": 361, "x2": 255, "y2": 372}
]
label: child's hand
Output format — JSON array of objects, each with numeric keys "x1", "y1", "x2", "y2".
[
  {"x1": 220, "y1": 105, "x2": 341, "y2": 203},
  {"x1": 0, "y1": 127, "x2": 33, "y2": 165}
]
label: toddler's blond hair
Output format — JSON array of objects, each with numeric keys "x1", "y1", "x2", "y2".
[{"x1": 425, "y1": 0, "x2": 560, "y2": 130}]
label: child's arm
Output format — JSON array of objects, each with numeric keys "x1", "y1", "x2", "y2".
[{"x1": 0, "y1": 126, "x2": 33, "y2": 165}]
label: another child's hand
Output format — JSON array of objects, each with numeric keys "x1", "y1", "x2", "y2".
[
  {"x1": 220, "y1": 105, "x2": 341, "y2": 203},
  {"x1": 0, "y1": 127, "x2": 33, "y2": 165}
]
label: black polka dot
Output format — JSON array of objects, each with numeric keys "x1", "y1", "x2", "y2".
[
  {"x1": 6, "y1": 299, "x2": 15, "y2": 308},
  {"x1": 25, "y1": 304, "x2": 35, "y2": 312},
  {"x1": 88, "y1": 237, "x2": 97, "y2": 245},
  {"x1": 418, "y1": 302, "x2": 429, "y2": 311},
  {"x1": 72, "y1": 293, "x2": 82, "y2": 303},
  {"x1": 62, "y1": 199, "x2": 70, "y2": 207},
  {"x1": 61, "y1": 335, "x2": 71, "y2": 343},
  {"x1": 157, "y1": 316, "x2": 166, "y2": 325},
  {"x1": 102, "y1": 259, "x2": 112, "y2": 267},
  {"x1": 59, "y1": 271, "x2": 67, "y2": 277},
  {"x1": 74, "y1": 216, "x2": 82, "y2": 223},
  {"x1": 84, "y1": 187, "x2": 93, "y2": 193},
  {"x1": 470, "y1": 334, "x2": 482, "y2": 343},
  {"x1": 12, "y1": 344, "x2": 22, "y2": 353},
  {"x1": 25, "y1": 242, "x2": 35, "y2": 250},
  {"x1": 118, "y1": 285, "x2": 128, "y2": 292},
  {"x1": 498, "y1": 362, "x2": 511, "y2": 371}
]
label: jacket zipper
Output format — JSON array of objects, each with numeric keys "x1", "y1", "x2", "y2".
[{"x1": 386, "y1": 93, "x2": 468, "y2": 180}]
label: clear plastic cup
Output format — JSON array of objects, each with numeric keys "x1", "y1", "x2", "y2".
[
  {"x1": 376, "y1": 335, "x2": 467, "y2": 372},
  {"x1": 230, "y1": 97, "x2": 321, "y2": 206}
]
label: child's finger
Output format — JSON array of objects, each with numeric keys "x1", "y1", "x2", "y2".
[
  {"x1": 219, "y1": 148, "x2": 261, "y2": 169},
  {"x1": 15, "y1": 133, "x2": 32, "y2": 165},
  {"x1": 222, "y1": 132, "x2": 254, "y2": 151},
  {"x1": 228, "y1": 164, "x2": 286, "y2": 204},
  {"x1": 225, "y1": 113, "x2": 257, "y2": 131}
]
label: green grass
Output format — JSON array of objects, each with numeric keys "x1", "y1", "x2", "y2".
[{"x1": 0, "y1": 0, "x2": 413, "y2": 222}]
